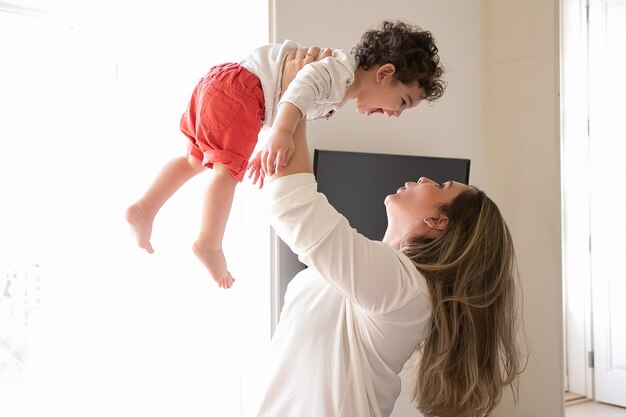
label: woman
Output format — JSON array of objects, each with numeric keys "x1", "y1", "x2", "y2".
[{"x1": 252, "y1": 49, "x2": 525, "y2": 417}]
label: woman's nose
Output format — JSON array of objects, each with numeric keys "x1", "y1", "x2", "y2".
[
  {"x1": 384, "y1": 109, "x2": 401, "y2": 118},
  {"x1": 417, "y1": 177, "x2": 432, "y2": 184}
]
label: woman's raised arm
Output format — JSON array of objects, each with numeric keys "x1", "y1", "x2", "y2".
[{"x1": 266, "y1": 120, "x2": 312, "y2": 180}]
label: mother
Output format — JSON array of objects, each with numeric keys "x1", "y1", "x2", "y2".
[{"x1": 252, "y1": 49, "x2": 525, "y2": 417}]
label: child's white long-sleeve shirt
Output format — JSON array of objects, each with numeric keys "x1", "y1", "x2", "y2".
[
  {"x1": 256, "y1": 173, "x2": 432, "y2": 417},
  {"x1": 240, "y1": 41, "x2": 358, "y2": 127}
]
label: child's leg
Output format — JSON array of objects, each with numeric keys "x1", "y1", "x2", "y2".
[
  {"x1": 126, "y1": 154, "x2": 205, "y2": 253},
  {"x1": 191, "y1": 162, "x2": 238, "y2": 289}
]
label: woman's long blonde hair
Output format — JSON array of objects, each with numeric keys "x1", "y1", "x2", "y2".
[{"x1": 401, "y1": 186, "x2": 526, "y2": 417}]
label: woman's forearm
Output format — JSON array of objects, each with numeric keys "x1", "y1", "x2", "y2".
[{"x1": 267, "y1": 120, "x2": 312, "y2": 180}]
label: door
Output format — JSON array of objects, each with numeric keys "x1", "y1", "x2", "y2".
[{"x1": 589, "y1": 0, "x2": 626, "y2": 407}]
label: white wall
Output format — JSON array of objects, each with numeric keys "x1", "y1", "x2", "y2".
[
  {"x1": 482, "y1": 1, "x2": 564, "y2": 416},
  {"x1": 272, "y1": 1, "x2": 563, "y2": 416}
]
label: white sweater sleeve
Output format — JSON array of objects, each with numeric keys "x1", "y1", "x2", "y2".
[
  {"x1": 277, "y1": 50, "x2": 357, "y2": 118},
  {"x1": 264, "y1": 173, "x2": 426, "y2": 313}
]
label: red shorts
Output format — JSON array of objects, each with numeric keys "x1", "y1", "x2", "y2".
[{"x1": 180, "y1": 63, "x2": 265, "y2": 181}]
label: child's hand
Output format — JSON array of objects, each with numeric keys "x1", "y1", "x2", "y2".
[
  {"x1": 247, "y1": 152, "x2": 265, "y2": 189},
  {"x1": 261, "y1": 129, "x2": 295, "y2": 176}
]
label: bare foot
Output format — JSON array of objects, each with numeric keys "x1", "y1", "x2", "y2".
[
  {"x1": 125, "y1": 203, "x2": 155, "y2": 254},
  {"x1": 192, "y1": 242, "x2": 235, "y2": 289}
]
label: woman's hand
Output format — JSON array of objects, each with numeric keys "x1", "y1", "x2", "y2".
[{"x1": 280, "y1": 46, "x2": 333, "y2": 94}]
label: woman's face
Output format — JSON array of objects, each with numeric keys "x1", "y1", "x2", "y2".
[{"x1": 384, "y1": 177, "x2": 467, "y2": 230}]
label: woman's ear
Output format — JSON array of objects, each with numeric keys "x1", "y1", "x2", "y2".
[
  {"x1": 424, "y1": 215, "x2": 448, "y2": 231},
  {"x1": 433, "y1": 215, "x2": 449, "y2": 230},
  {"x1": 376, "y1": 63, "x2": 396, "y2": 82}
]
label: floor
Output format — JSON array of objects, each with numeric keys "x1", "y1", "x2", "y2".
[{"x1": 566, "y1": 401, "x2": 626, "y2": 417}]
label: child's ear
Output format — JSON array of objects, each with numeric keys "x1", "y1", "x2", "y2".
[{"x1": 377, "y1": 64, "x2": 396, "y2": 82}]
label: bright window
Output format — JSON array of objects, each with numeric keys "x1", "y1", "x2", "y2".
[{"x1": 0, "y1": 2, "x2": 270, "y2": 416}]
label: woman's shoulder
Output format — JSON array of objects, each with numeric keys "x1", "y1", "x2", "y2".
[{"x1": 379, "y1": 241, "x2": 431, "y2": 298}]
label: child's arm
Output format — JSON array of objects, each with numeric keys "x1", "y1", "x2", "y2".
[
  {"x1": 250, "y1": 47, "x2": 333, "y2": 181},
  {"x1": 261, "y1": 102, "x2": 302, "y2": 176}
]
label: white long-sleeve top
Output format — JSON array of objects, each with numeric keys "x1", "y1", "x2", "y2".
[
  {"x1": 239, "y1": 41, "x2": 357, "y2": 127},
  {"x1": 257, "y1": 173, "x2": 432, "y2": 417}
]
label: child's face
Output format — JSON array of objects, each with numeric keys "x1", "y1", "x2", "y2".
[{"x1": 356, "y1": 64, "x2": 426, "y2": 118}]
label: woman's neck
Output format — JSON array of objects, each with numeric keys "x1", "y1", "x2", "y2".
[{"x1": 382, "y1": 227, "x2": 402, "y2": 250}]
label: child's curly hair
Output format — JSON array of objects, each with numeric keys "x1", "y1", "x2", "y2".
[{"x1": 352, "y1": 20, "x2": 446, "y2": 101}]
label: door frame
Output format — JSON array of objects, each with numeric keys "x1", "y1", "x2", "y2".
[{"x1": 561, "y1": 0, "x2": 594, "y2": 398}]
